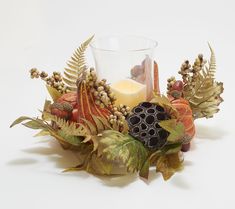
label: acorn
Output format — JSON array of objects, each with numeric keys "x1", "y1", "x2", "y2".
[{"x1": 50, "y1": 102, "x2": 73, "y2": 120}]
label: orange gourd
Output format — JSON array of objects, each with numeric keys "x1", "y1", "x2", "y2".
[{"x1": 169, "y1": 96, "x2": 195, "y2": 139}]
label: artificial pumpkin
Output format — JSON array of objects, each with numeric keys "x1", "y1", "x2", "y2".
[{"x1": 169, "y1": 96, "x2": 195, "y2": 139}]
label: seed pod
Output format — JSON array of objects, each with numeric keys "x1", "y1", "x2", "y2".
[{"x1": 127, "y1": 102, "x2": 170, "y2": 150}]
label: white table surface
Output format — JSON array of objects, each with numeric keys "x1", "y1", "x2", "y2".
[{"x1": 0, "y1": 0, "x2": 234, "y2": 209}]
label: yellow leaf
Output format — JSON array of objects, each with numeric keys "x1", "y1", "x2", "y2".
[
  {"x1": 159, "y1": 119, "x2": 185, "y2": 142},
  {"x1": 156, "y1": 152, "x2": 183, "y2": 180},
  {"x1": 151, "y1": 94, "x2": 179, "y2": 119},
  {"x1": 46, "y1": 85, "x2": 62, "y2": 101}
]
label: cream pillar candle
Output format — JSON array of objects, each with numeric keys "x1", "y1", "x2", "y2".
[{"x1": 111, "y1": 79, "x2": 146, "y2": 108}]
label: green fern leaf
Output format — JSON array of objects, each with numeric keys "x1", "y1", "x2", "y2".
[{"x1": 56, "y1": 130, "x2": 82, "y2": 146}]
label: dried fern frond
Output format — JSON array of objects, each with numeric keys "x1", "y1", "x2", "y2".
[
  {"x1": 46, "y1": 112, "x2": 112, "y2": 151},
  {"x1": 81, "y1": 115, "x2": 113, "y2": 151},
  {"x1": 43, "y1": 112, "x2": 89, "y2": 136},
  {"x1": 207, "y1": 43, "x2": 216, "y2": 79},
  {"x1": 63, "y1": 35, "x2": 94, "y2": 91},
  {"x1": 181, "y1": 45, "x2": 224, "y2": 119}
]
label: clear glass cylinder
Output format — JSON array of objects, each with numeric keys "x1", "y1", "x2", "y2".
[{"x1": 90, "y1": 35, "x2": 157, "y2": 108}]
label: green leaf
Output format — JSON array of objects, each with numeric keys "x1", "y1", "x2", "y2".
[
  {"x1": 156, "y1": 152, "x2": 183, "y2": 181},
  {"x1": 57, "y1": 130, "x2": 82, "y2": 146},
  {"x1": 162, "y1": 142, "x2": 182, "y2": 155},
  {"x1": 139, "y1": 160, "x2": 150, "y2": 180},
  {"x1": 34, "y1": 130, "x2": 50, "y2": 137},
  {"x1": 10, "y1": 116, "x2": 32, "y2": 128},
  {"x1": 159, "y1": 119, "x2": 185, "y2": 142},
  {"x1": 46, "y1": 85, "x2": 62, "y2": 101},
  {"x1": 10, "y1": 114, "x2": 88, "y2": 150},
  {"x1": 98, "y1": 130, "x2": 148, "y2": 173},
  {"x1": 23, "y1": 120, "x2": 46, "y2": 130}
]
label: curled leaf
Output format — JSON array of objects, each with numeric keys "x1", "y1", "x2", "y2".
[
  {"x1": 10, "y1": 116, "x2": 32, "y2": 128},
  {"x1": 159, "y1": 119, "x2": 185, "y2": 142},
  {"x1": 156, "y1": 152, "x2": 183, "y2": 180}
]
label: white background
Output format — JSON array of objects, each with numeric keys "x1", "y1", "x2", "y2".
[{"x1": 0, "y1": 0, "x2": 234, "y2": 209}]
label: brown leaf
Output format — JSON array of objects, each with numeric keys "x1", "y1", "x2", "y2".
[
  {"x1": 181, "y1": 45, "x2": 224, "y2": 119},
  {"x1": 156, "y1": 152, "x2": 183, "y2": 181}
]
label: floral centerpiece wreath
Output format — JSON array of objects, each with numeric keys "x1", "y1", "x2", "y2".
[{"x1": 11, "y1": 36, "x2": 224, "y2": 181}]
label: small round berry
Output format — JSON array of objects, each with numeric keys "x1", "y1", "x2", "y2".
[{"x1": 172, "y1": 80, "x2": 184, "y2": 91}]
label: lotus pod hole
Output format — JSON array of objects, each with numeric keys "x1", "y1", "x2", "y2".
[
  {"x1": 155, "y1": 122, "x2": 161, "y2": 129},
  {"x1": 145, "y1": 115, "x2": 155, "y2": 124},
  {"x1": 133, "y1": 107, "x2": 143, "y2": 113},
  {"x1": 147, "y1": 108, "x2": 155, "y2": 114},
  {"x1": 148, "y1": 129, "x2": 156, "y2": 136},
  {"x1": 156, "y1": 112, "x2": 166, "y2": 120},
  {"x1": 159, "y1": 129, "x2": 169, "y2": 139},
  {"x1": 140, "y1": 102, "x2": 153, "y2": 108},
  {"x1": 139, "y1": 113, "x2": 146, "y2": 119},
  {"x1": 156, "y1": 105, "x2": 165, "y2": 112},
  {"x1": 132, "y1": 127, "x2": 140, "y2": 134},
  {"x1": 149, "y1": 137, "x2": 167, "y2": 149},
  {"x1": 140, "y1": 132, "x2": 147, "y2": 137},
  {"x1": 141, "y1": 123, "x2": 147, "y2": 130},
  {"x1": 129, "y1": 115, "x2": 141, "y2": 125}
]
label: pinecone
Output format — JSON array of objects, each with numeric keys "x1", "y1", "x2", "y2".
[{"x1": 127, "y1": 102, "x2": 170, "y2": 150}]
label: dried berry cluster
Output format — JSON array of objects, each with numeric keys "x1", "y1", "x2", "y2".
[
  {"x1": 167, "y1": 76, "x2": 176, "y2": 93},
  {"x1": 30, "y1": 68, "x2": 70, "y2": 94},
  {"x1": 85, "y1": 68, "x2": 131, "y2": 127},
  {"x1": 178, "y1": 54, "x2": 206, "y2": 87},
  {"x1": 85, "y1": 68, "x2": 116, "y2": 108},
  {"x1": 109, "y1": 104, "x2": 131, "y2": 126}
]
